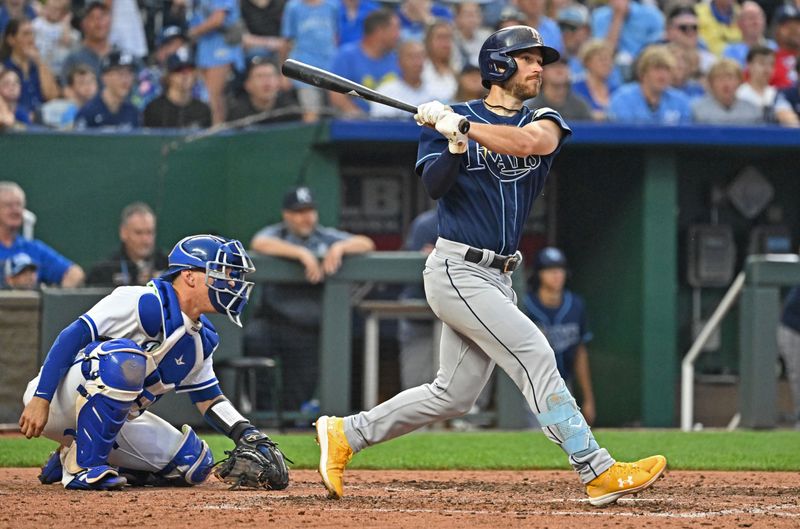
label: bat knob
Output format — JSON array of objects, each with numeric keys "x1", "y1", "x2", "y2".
[{"x1": 458, "y1": 118, "x2": 470, "y2": 134}]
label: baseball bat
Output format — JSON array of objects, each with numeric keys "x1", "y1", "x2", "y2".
[{"x1": 281, "y1": 59, "x2": 470, "y2": 134}]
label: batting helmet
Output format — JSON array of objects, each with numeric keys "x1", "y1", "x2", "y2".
[
  {"x1": 161, "y1": 235, "x2": 256, "y2": 327},
  {"x1": 479, "y1": 25, "x2": 560, "y2": 88}
]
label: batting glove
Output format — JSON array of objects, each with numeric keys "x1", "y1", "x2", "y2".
[
  {"x1": 414, "y1": 101, "x2": 450, "y2": 127},
  {"x1": 435, "y1": 111, "x2": 468, "y2": 154}
]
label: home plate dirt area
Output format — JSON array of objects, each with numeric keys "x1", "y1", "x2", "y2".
[{"x1": 2, "y1": 468, "x2": 798, "y2": 528}]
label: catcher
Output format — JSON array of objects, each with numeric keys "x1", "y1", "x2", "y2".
[{"x1": 18, "y1": 234, "x2": 289, "y2": 490}]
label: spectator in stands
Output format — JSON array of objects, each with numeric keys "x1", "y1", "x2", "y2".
[
  {"x1": 143, "y1": 49, "x2": 212, "y2": 128},
  {"x1": 1, "y1": 19, "x2": 59, "y2": 117},
  {"x1": 38, "y1": 63, "x2": 97, "y2": 128},
  {"x1": 608, "y1": 45, "x2": 692, "y2": 124},
  {"x1": 780, "y1": 60, "x2": 800, "y2": 116},
  {"x1": 737, "y1": 45, "x2": 800, "y2": 125},
  {"x1": 668, "y1": 43, "x2": 706, "y2": 100},
  {"x1": 0, "y1": 67, "x2": 28, "y2": 125},
  {"x1": 692, "y1": 58, "x2": 763, "y2": 123},
  {"x1": 663, "y1": 6, "x2": 716, "y2": 74},
  {"x1": 422, "y1": 20, "x2": 458, "y2": 102},
  {"x1": 396, "y1": 0, "x2": 452, "y2": 42},
  {"x1": 280, "y1": 0, "x2": 338, "y2": 122},
  {"x1": 339, "y1": 0, "x2": 380, "y2": 46},
  {"x1": 370, "y1": 39, "x2": 435, "y2": 118},
  {"x1": 696, "y1": 0, "x2": 742, "y2": 56},
  {"x1": 517, "y1": 0, "x2": 563, "y2": 55},
  {"x1": 723, "y1": 1, "x2": 774, "y2": 67},
  {"x1": 74, "y1": 49, "x2": 139, "y2": 129},
  {"x1": 526, "y1": 57, "x2": 592, "y2": 121},
  {"x1": 61, "y1": 1, "x2": 112, "y2": 82},
  {"x1": 1, "y1": 252, "x2": 38, "y2": 289},
  {"x1": 132, "y1": 25, "x2": 190, "y2": 110},
  {"x1": 109, "y1": 0, "x2": 148, "y2": 59},
  {"x1": 0, "y1": 0, "x2": 37, "y2": 35},
  {"x1": 227, "y1": 55, "x2": 301, "y2": 124},
  {"x1": 495, "y1": 6, "x2": 526, "y2": 30},
  {"x1": 452, "y1": 2, "x2": 490, "y2": 67},
  {"x1": 770, "y1": 4, "x2": 800, "y2": 89},
  {"x1": 453, "y1": 63, "x2": 486, "y2": 101},
  {"x1": 32, "y1": 0, "x2": 79, "y2": 76},
  {"x1": 557, "y1": 4, "x2": 592, "y2": 82},
  {"x1": 241, "y1": 0, "x2": 287, "y2": 58},
  {"x1": 591, "y1": 0, "x2": 664, "y2": 81},
  {"x1": 247, "y1": 186, "x2": 375, "y2": 412},
  {"x1": 0, "y1": 181, "x2": 84, "y2": 287},
  {"x1": 187, "y1": 0, "x2": 245, "y2": 124},
  {"x1": 572, "y1": 39, "x2": 619, "y2": 121},
  {"x1": 87, "y1": 202, "x2": 168, "y2": 286},
  {"x1": 330, "y1": 9, "x2": 400, "y2": 116}
]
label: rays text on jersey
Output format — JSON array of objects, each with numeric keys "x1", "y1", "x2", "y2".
[{"x1": 466, "y1": 144, "x2": 542, "y2": 181}]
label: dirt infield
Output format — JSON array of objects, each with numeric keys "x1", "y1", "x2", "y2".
[{"x1": 2, "y1": 468, "x2": 798, "y2": 528}]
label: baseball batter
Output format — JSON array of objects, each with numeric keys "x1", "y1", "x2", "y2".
[
  {"x1": 316, "y1": 26, "x2": 666, "y2": 507},
  {"x1": 18, "y1": 235, "x2": 288, "y2": 490}
]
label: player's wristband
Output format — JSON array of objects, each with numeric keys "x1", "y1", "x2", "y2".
[{"x1": 204, "y1": 398, "x2": 253, "y2": 441}]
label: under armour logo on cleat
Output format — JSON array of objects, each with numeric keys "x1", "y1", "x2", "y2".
[
  {"x1": 175, "y1": 355, "x2": 185, "y2": 366},
  {"x1": 618, "y1": 476, "x2": 634, "y2": 488}
]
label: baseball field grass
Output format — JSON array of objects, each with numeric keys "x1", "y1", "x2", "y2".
[{"x1": 3, "y1": 429, "x2": 799, "y2": 471}]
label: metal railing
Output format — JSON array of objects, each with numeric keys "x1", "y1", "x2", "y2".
[{"x1": 680, "y1": 271, "x2": 745, "y2": 432}]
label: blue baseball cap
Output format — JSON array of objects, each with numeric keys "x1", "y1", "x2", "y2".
[
  {"x1": 282, "y1": 187, "x2": 316, "y2": 211},
  {"x1": 159, "y1": 25, "x2": 187, "y2": 47},
  {"x1": 166, "y1": 47, "x2": 195, "y2": 72},
  {"x1": 4, "y1": 253, "x2": 37, "y2": 277},
  {"x1": 536, "y1": 247, "x2": 567, "y2": 270}
]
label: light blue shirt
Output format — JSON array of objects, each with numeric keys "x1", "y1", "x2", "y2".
[
  {"x1": 722, "y1": 39, "x2": 777, "y2": 67},
  {"x1": 592, "y1": 2, "x2": 664, "y2": 58},
  {"x1": 332, "y1": 42, "x2": 399, "y2": 111},
  {"x1": 608, "y1": 82, "x2": 692, "y2": 125},
  {"x1": 282, "y1": 0, "x2": 339, "y2": 70},
  {"x1": 536, "y1": 16, "x2": 564, "y2": 55}
]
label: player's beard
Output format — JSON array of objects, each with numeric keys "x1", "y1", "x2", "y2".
[{"x1": 504, "y1": 75, "x2": 542, "y2": 101}]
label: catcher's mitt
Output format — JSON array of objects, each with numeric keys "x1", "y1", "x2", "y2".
[{"x1": 214, "y1": 430, "x2": 291, "y2": 490}]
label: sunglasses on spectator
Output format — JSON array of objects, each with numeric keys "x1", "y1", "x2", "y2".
[{"x1": 676, "y1": 24, "x2": 698, "y2": 33}]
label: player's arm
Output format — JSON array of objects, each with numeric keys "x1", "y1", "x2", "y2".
[
  {"x1": 61, "y1": 263, "x2": 85, "y2": 287},
  {"x1": 322, "y1": 235, "x2": 375, "y2": 275},
  {"x1": 467, "y1": 118, "x2": 564, "y2": 157},
  {"x1": 573, "y1": 343, "x2": 596, "y2": 425},
  {"x1": 19, "y1": 318, "x2": 94, "y2": 438},
  {"x1": 251, "y1": 235, "x2": 324, "y2": 283}
]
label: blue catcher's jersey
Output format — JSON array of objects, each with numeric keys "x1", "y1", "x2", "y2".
[
  {"x1": 415, "y1": 100, "x2": 572, "y2": 255},
  {"x1": 524, "y1": 289, "x2": 592, "y2": 382}
]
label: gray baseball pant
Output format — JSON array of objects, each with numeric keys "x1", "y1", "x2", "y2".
[{"x1": 344, "y1": 238, "x2": 614, "y2": 483}]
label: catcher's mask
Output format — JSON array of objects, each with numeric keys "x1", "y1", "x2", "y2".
[{"x1": 161, "y1": 235, "x2": 256, "y2": 327}]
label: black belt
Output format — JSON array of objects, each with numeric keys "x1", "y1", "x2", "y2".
[{"x1": 464, "y1": 247, "x2": 521, "y2": 273}]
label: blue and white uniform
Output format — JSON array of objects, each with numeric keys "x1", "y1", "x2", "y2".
[
  {"x1": 344, "y1": 100, "x2": 615, "y2": 484},
  {"x1": 524, "y1": 289, "x2": 592, "y2": 383},
  {"x1": 23, "y1": 278, "x2": 220, "y2": 483}
]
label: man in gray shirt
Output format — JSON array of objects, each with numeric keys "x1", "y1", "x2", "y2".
[
  {"x1": 247, "y1": 187, "x2": 375, "y2": 414},
  {"x1": 692, "y1": 59, "x2": 763, "y2": 125}
]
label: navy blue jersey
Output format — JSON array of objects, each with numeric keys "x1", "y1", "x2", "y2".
[
  {"x1": 415, "y1": 100, "x2": 571, "y2": 255},
  {"x1": 75, "y1": 94, "x2": 140, "y2": 130},
  {"x1": 524, "y1": 289, "x2": 592, "y2": 382}
]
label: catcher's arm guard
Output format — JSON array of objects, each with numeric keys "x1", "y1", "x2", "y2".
[{"x1": 214, "y1": 430, "x2": 291, "y2": 490}]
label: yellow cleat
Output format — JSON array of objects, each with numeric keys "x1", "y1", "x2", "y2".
[
  {"x1": 585, "y1": 455, "x2": 667, "y2": 506},
  {"x1": 314, "y1": 415, "x2": 353, "y2": 499}
]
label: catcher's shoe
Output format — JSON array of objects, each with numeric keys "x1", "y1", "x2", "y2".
[
  {"x1": 315, "y1": 415, "x2": 353, "y2": 499},
  {"x1": 38, "y1": 449, "x2": 63, "y2": 484},
  {"x1": 585, "y1": 455, "x2": 667, "y2": 506},
  {"x1": 65, "y1": 465, "x2": 127, "y2": 491}
]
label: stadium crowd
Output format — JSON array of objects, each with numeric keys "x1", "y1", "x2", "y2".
[{"x1": 1, "y1": 0, "x2": 799, "y2": 129}]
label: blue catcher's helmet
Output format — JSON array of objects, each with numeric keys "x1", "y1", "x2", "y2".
[
  {"x1": 161, "y1": 235, "x2": 256, "y2": 327},
  {"x1": 479, "y1": 25, "x2": 560, "y2": 88}
]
